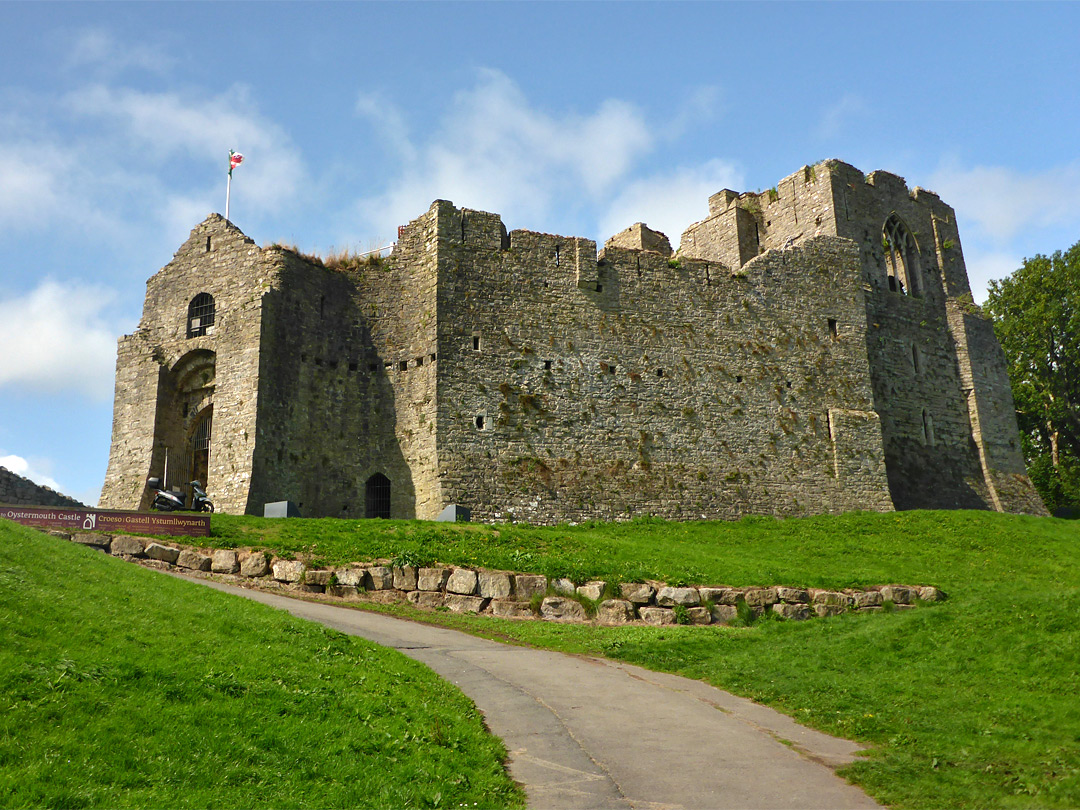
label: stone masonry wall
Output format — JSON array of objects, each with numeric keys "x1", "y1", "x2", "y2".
[
  {"x1": 0, "y1": 467, "x2": 84, "y2": 508},
  {"x1": 434, "y1": 200, "x2": 892, "y2": 523}
]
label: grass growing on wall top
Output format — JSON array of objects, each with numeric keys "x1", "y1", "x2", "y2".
[
  {"x1": 0, "y1": 521, "x2": 524, "y2": 809},
  {"x1": 197, "y1": 509, "x2": 1080, "y2": 809}
]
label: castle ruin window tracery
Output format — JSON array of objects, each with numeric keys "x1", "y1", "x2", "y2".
[{"x1": 882, "y1": 215, "x2": 921, "y2": 297}]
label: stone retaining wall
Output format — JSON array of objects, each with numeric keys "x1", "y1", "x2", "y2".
[{"x1": 49, "y1": 529, "x2": 946, "y2": 626}]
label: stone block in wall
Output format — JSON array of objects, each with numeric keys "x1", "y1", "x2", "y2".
[
  {"x1": 814, "y1": 604, "x2": 847, "y2": 618},
  {"x1": 111, "y1": 535, "x2": 146, "y2": 557},
  {"x1": 418, "y1": 567, "x2": 451, "y2": 592},
  {"x1": 211, "y1": 549, "x2": 239, "y2": 573},
  {"x1": 177, "y1": 549, "x2": 212, "y2": 571},
  {"x1": 686, "y1": 607, "x2": 712, "y2": 625},
  {"x1": 491, "y1": 600, "x2": 535, "y2": 620},
  {"x1": 304, "y1": 570, "x2": 333, "y2": 587},
  {"x1": 639, "y1": 606, "x2": 676, "y2": 626},
  {"x1": 852, "y1": 591, "x2": 883, "y2": 609},
  {"x1": 445, "y1": 594, "x2": 488, "y2": 614},
  {"x1": 917, "y1": 586, "x2": 946, "y2": 602},
  {"x1": 272, "y1": 560, "x2": 305, "y2": 583},
  {"x1": 743, "y1": 587, "x2": 778, "y2": 608},
  {"x1": 811, "y1": 590, "x2": 853, "y2": 607},
  {"x1": 552, "y1": 578, "x2": 576, "y2": 596},
  {"x1": 576, "y1": 581, "x2": 606, "y2": 601},
  {"x1": 393, "y1": 566, "x2": 418, "y2": 591},
  {"x1": 299, "y1": 584, "x2": 325, "y2": 593},
  {"x1": 240, "y1": 553, "x2": 270, "y2": 577},
  {"x1": 700, "y1": 587, "x2": 741, "y2": 605},
  {"x1": 514, "y1": 574, "x2": 548, "y2": 600},
  {"x1": 620, "y1": 583, "x2": 656, "y2": 605},
  {"x1": 478, "y1": 571, "x2": 513, "y2": 599},
  {"x1": 772, "y1": 603, "x2": 812, "y2": 620},
  {"x1": 407, "y1": 591, "x2": 446, "y2": 610},
  {"x1": 656, "y1": 586, "x2": 700, "y2": 607},
  {"x1": 880, "y1": 585, "x2": 917, "y2": 605},
  {"x1": 334, "y1": 568, "x2": 367, "y2": 588},
  {"x1": 145, "y1": 543, "x2": 180, "y2": 564},
  {"x1": 447, "y1": 568, "x2": 478, "y2": 595},
  {"x1": 367, "y1": 589, "x2": 406, "y2": 605},
  {"x1": 710, "y1": 604, "x2": 738, "y2": 624},
  {"x1": 776, "y1": 587, "x2": 810, "y2": 604},
  {"x1": 541, "y1": 596, "x2": 586, "y2": 621},
  {"x1": 597, "y1": 599, "x2": 634, "y2": 624},
  {"x1": 47, "y1": 530, "x2": 72, "y2": 540},
  {"x1": 327, "y1": 585, "x2": 359, "y2": 600},
  {"x1": 368, "y1": 566, "x2": 393, "y2": 590},
  {"x1": 73, "y1": 533, "x2": 111, "y2": 551}
]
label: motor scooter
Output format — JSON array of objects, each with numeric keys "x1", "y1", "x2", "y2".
[{"x1": 147, "y1": 478, "x2": 214, "y2": 512}]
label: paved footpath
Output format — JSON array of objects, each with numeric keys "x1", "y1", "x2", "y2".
[{"x1": 183, "y1": 576, "x2": 882, "y2": 810}]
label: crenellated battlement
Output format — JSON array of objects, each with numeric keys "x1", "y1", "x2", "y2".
[{"x1": 101, "y1": 160, "x2": 1046, "y2": 522}]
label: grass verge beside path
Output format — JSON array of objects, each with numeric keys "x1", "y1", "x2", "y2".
[
  {"x1": 197, "y1": 509, "x2": 1080, "y2": 810},
  {"x1": 0, "y1": 521, "x2": 525, "y2": 809}
]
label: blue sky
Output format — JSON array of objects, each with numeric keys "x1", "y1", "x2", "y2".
[{"x1": 1, "y1": 1, "x2": 1078, "y2": 506}]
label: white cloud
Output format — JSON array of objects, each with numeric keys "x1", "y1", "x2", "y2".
[
  {"x1": 816, "y1": 93, "x2": 867, "y2": 140},
  {"x1": 598, "y1": 159, "x2": 745, "y2": 248},
  {"x1": 355, "y1": 70, "x2": 654, "y2": 236},
  {"x1": 0, "y1": 281, "x2": 127, "y2": 400},
  {"x1": 930, "y1": 160, "x2": 1080, "y2": 244},
  {"x1": 65, "y1": 27, "x2": 173, "y2": 76}
]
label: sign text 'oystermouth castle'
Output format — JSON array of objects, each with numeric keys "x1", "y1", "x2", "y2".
[{"x1": 100, "y1": 160, "x2": 1047, "y2": 522}]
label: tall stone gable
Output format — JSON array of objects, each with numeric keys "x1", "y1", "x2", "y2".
[{"x1": 100, "y1": 161, "x2": 1047, "y2": 521}]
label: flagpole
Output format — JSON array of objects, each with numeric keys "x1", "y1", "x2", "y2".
[{"x1": 225, "y1": 162, "x2": 232, "y2": 222}]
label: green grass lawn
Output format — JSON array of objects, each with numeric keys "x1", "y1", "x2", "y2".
[
  {"x1": 193, "y1": 509, "x2": 1080, "y2": 809},
  {"x1": 0, "y1": 521, "x2": 525, "y2": 809}
]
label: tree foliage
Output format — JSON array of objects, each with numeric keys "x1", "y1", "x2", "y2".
[{"x1": 985, "y1": 240, "x2": 1080, "y2": 513}]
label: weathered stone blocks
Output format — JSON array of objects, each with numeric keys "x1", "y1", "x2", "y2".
[
  {"x1": 73, "y1": 533, "x2": 111, "y2": 551},
  {"x1": 881, "y1": 585, "x2": 918, "y2": 605},
  {"x1": 639, "y1": 607, "x2": 676, "y2": 626},
  {"x1": 491, "y1": 600, "x2": 535, "y2": 620},
  {"x1": 710, "y1": 604, "x2": 738, "y2": 624},
  {"x1": 656, "y1": 586, "x2": 700, "y2": 607},
  {"x1": 145, "y1": 543, "x2": 179, "y2": 564},
  {"x1": 541, "y1": 597, "x2": 586, "y2": 621},
  {"x1": 304, "y1": 570, "x2": 333, "y2": 587},
  {"x1": 334, "y1": 568, "x2": 366, "y2": 588},
  {"x1": 620, "y1": 582, "x2": 656, "y2": 604},
  {"x1": 773, "y1": 603, "x2": 812, "y2": 620},
  {"x1": 597, "y1": 599, "x2": 635, "y2": 624},
  {"x1": 446, "y1": 568, "x2": 478, "y2": 595},
  {"x1": 367, "y1": 566, "x2": 393, "y2": 590},
  {"x1": 514, "y1": 574, "x2": 548, "y2": 600},
  {"x1": 111, "y1": 535, "x2": 146, "y2": 557},
  {"x1": 552, "y1": 578, "x2": 576, "y2": 596},
  {"x1": 418, "y1": 567, "x2": 451, "y2": 591},
  {"x1": 393, "y1": 565, "x2": 418, "y2": 591},
  {"x1": 211, "y1": 549, "x2": 239, "y2": 573},
  {"x1": 408, "y1": 591, "x2": 446, "y2": 610},
  {"x1": 240, "y1": 553, "x2": 270, "y2": 577},
  {"x1": 576, "y1": 581, "x2": 606, "y2": 601},
  {"x1": 445, "y1": 594, "x2": 488, "y2": 614},
  {"x1": 177, "y1": 549, "x2": 211, "y2": 571},
  {"x1": 478, "y1": 571, "x2": 513, "y2": 599},
  {"x1": 272, "y1": 560, "x2": 304, "y2": 583}
]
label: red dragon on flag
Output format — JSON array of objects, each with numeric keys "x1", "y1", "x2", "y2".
[{"x1": 229, "y1": 150, "x2": 244, "y2": 174}]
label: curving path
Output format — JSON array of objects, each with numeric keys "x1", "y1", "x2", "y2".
[{"x1": 181, "y1": 575, "x2": 882, "y2": 810}]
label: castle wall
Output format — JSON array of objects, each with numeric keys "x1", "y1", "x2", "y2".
[
  {"x1": 0, "y1": 466, "x2": 84, "y2": 508},
  {"x1": 248, "y1": 207, "x2": 441, "y2": 519},
  {"x1": 100, "y1": 216, "x2": 270, "y2": 513},
  {"x1": 433, "y1": 201, "x2": 892, "y2": 523}
]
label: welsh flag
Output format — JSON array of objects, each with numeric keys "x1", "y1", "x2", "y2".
[{"x1": 229, "y1": 150, "x2": 244, "y2": 174}]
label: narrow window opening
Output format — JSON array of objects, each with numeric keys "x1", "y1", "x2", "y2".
[
  {"x1": 608, "y1": 364, "x2": 616, "y2": 374},
  {"x1": 205, "y1": 236, "x2": 211, "y2": 252},
  {"x1": 554, "y1": 246, "x2": 560, "y2": 267},
  {"x1": 544, "y1": 360, "x2": 552, "y2": 371},
  {"x1": 657, "y1": 368, "x2": 664, "y2": 378},
  {"x1": 301, "y1": 353, "x2": 308, "y2": 363},
  {"x1": 828, "y1": 318, "x2": 838, "y2": 338},
  {"x1": 736, "y1": 375, "x2": 743, "y2": 383},
  {"x1": 883, "y1": 214, "x2": 922, "y2": 297},
  {"x1": 475, "y1": 414, "x2": 485, "y2": 429},
  {"x1": 349, "y1": 362, "x2": 358, "y2": 372},
  {"x1": 415, "y1": 356, "x2": 424, "y2": 367},
  {"x1": 384, "y1": 362, "x2": 393, "y2": 370},
  {"x1": 472, "y1": 335, "x2": 481, "y2": 351},
  {"x1": 399, "y1": 360, "x2": 408, "y2": 372},
  {"x1": 912, "y1": 344, "x2": 921, "y2": 374},
  {"x1": 369, "y1": 363, "x2": 379, "y2": 373},
  {"x1": 596, "y1": 283, "x2": 603, "y2": 293},
  {"x1": 430, "y1": 353, "x2": 437, "y2": 362}
]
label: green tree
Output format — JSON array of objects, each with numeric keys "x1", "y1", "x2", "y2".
[{"x1": 985, "y1": 240, "x2": 1080, "y2": 513}]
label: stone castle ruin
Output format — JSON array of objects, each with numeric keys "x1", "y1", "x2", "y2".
[{"x1": 100, "y1": 160, "x2": 1047, "y2": 521}]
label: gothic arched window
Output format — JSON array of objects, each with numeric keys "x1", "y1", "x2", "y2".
[{"x1": 882, "y1": 215, "x2": 922, "y2": 297}]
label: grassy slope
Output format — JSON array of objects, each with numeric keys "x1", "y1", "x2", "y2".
[
  {"x1": 195, "y1": 509, "x2": 1080, "y2": 809},
  {"x1": 0, "y1": 521, "x2": 525, "y2": 809}
]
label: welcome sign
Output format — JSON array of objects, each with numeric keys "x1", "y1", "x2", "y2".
[{"x1": 1, "y1": 505, "x2": 210, "y2": 537}]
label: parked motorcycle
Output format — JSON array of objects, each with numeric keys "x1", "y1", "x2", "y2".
[{"x1": 147, "y1": 478, "x2": 214, "y2": 512}]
